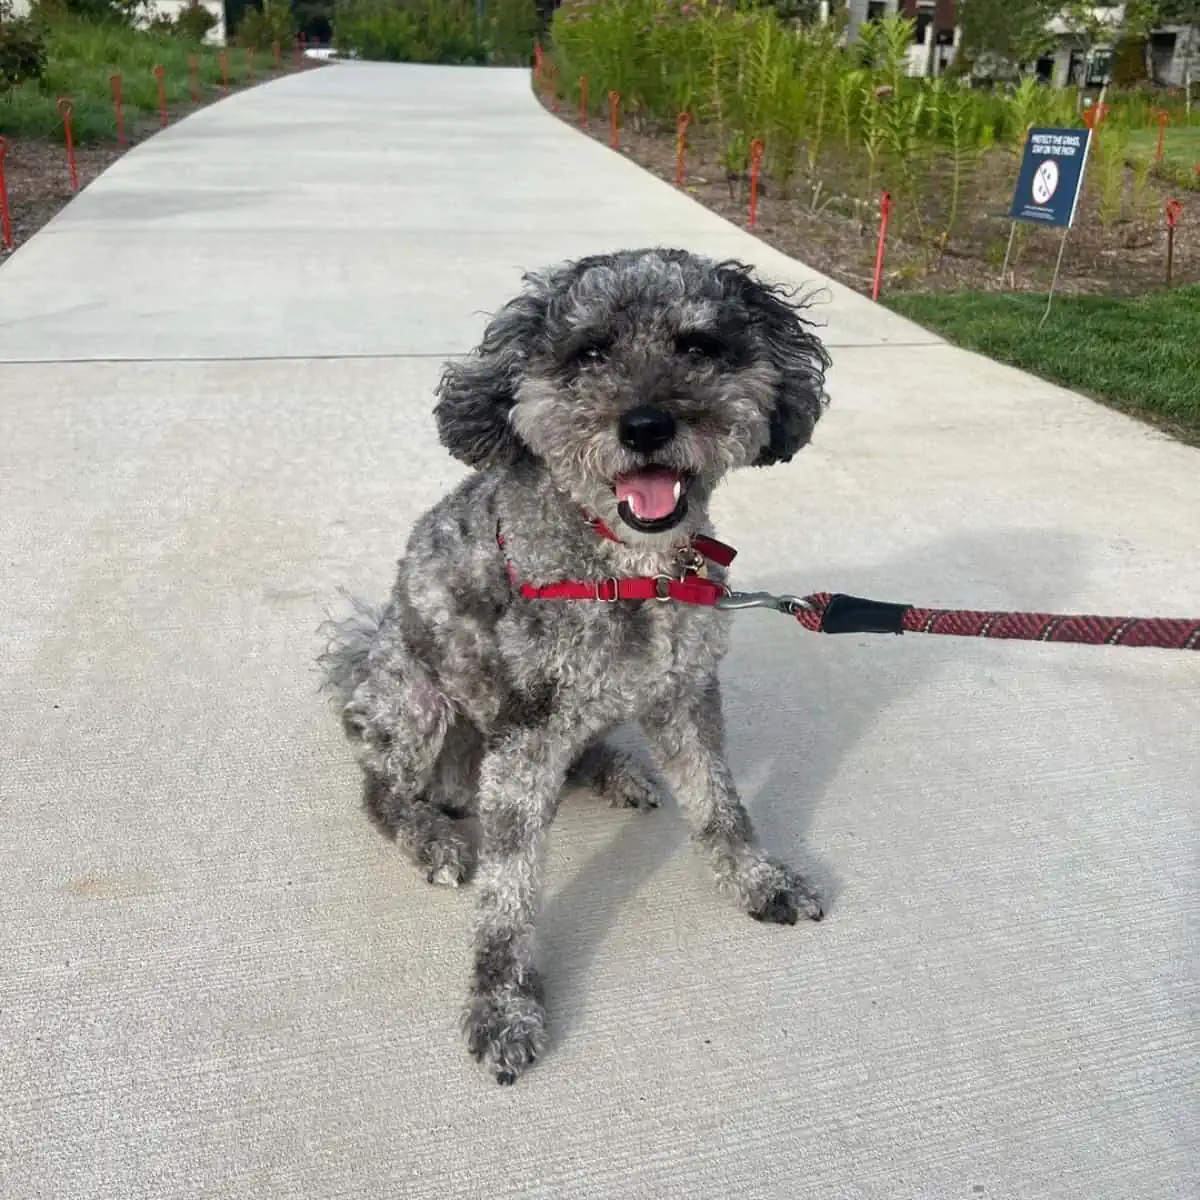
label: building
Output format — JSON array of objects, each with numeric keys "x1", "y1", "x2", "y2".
[
  {"x1": 843, "y1": 0, "x2": 961, "y2": 77},
  {"x1": 842, "y1": 0, "x2": 1199, "y2": 87}
]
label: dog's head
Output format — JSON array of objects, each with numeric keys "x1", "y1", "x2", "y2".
[{"x1": 434, "y1": 249, "x2": 830, "y2": 540}]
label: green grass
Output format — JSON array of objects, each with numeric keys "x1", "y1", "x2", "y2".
[
  {"x1": 1126, "y1": 121, "x2": 1200, "y2": 172},
  {"x1": 887, "y1": 288, "x2": 1200, "y2": 444},
  {"x1": 1, "y1": 19, "x2": 272, "y2": 143}
]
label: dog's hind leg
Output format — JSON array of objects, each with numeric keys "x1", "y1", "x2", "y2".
[
  {"x1": 360, "y1": 771, "x2": 474, "y2": 887},
  {"x1": 567, "y1": 739, "x2": 661, "y2": 810},
  {"x1": 343, "y1": 655, "x2": 474, "y2": 887}
]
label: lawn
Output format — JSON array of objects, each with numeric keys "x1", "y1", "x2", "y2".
[
  {"x1": 0, "y1": 18, "x2": 272, "y2": 143},
  {"x1": 1126, "y1": 121, "x2": 1200, "y2": 174},
  {"x1": 887, "y1": 288, "x2": 1200, "y2": 444}
]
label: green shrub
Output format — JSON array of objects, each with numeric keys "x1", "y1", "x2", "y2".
[
  {"x1": 175, "y1": 0, "x2": 218, "y2": 42},
  {"x1": 483, "y1": 0, "x2": 537, "y2": 65},
  {"x1": 60, "y1": 0, "x2": 150, "y2": 26},
  {"x1": 334, "y1": 0, "x2": 535, "y2": 65},
  {"x1": 333, "y1": 0, "x2": 484, "y2": 64},
  {"x1": 238, "y1": 0, "x2": 293, "y2": 51},
  {"x1": 0, "y1": 2, "x2": 47, "y2": 92}
]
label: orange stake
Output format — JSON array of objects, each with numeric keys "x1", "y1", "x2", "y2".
[
  {"x1": 1165, "y1": 198, "x2": 1182, "y2": 285},
  {"x1": 748, "y1": 139, "x2": 764, "y2": 229},
  {"x1": 608, "y1": 91, "x2": 621, "y2": 150},
  {"x1": 1155, "y1": 109, "x2": 1170, "y2": 162},
  {"x1": 110, "y1": 73, "x2": 125, "y2": 146},
  {"x1": 675, "y1": 112, "x2": 692, "y2": 187},
  {"x1": 153, "y1": 64, "x2": 167, "y2": 129},
  {"x1": 0, "y1": 136, "x2": 12, "y2": 250},
  {"x1": 57, "y1": 98, "x2": 78, "y2": 191},
  {"x1": 872, "y1": 191, "x2": 893, "y2": 301}
]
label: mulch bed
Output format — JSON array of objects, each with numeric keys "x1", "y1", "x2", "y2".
[
  {"x1": 538, "y1": 94, "x2": 1198, "y2": 299},
  {"x1": 2, "y1": 136, "x2": 128, "y2": 250}
]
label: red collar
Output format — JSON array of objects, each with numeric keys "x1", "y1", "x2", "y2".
[
  {"x1": 497, "y1": 515, "x2": 737, "y2": 608},
  {"x1": 581, "y1": 513, "x2": 737, "y2": 569}
]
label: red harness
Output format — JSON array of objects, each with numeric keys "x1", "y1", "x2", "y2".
[{"x1": 497, "y1": 515, "x2": 735, "y2": 607}]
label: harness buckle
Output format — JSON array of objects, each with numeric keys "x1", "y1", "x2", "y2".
[
  {"x1": 654, "y1": 576, "x2": 674, "y2": 601},
  {"x1": 597, "y1": 577, "x2": 622, "y2": 602}
]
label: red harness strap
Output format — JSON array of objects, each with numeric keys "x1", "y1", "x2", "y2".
[{"x1": 497, "y1": 520, "x2": 733, "y2": 608}]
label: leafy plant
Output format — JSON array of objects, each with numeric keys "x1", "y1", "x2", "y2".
[
  {"x1": 939, "y1": 86, "x2": 975, "y2": 258},
  {"x1": 0, "y1": 0, "x2": 47, "y2": 92},
  {"x1": 1092, "y1": 131, "x2": 1129, "y2": 227},
  {"x1": 835, "y1": 64, "x2": 861, "y2": 149},
  {"x1": 332, "y1": 0, "x2": 524, "y2": 64},
  {"x1": 239, "y1": 0, "x2": 294, "y2": 52},
  {"x1": 176, "y1": 1, "x2": 218, "y2": 42}
]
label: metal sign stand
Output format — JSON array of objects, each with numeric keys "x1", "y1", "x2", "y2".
[
  {"x1": 1039, "y1": 228, "x2": 1071, "y2": 329},
  {"x1": 999, "y1": 220, "x2": 1018, "y2": 285}
]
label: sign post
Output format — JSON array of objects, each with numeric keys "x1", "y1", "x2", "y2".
[{"x1": 1003, "y1": 126, "x2": 1093, "y2": 327}]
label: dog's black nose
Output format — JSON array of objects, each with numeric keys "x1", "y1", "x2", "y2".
[{"x1": 618, "y1": 405, "x2": 676, "y2": 454}]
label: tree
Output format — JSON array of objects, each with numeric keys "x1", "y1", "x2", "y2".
[{"x1": 958, "y1": 0, "x2": 1058, "y2": 75}]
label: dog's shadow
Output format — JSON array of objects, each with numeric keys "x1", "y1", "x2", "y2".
[{"x1": 538, "y1": 527, "x2": 1088, "y2": 1042}]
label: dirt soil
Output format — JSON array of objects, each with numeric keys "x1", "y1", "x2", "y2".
[
  {"x1": 538, "y1": 94, "x2": 1198, "y2": 299},
  {"x1": 1, "y1": 65, "x2": 324, "y2": 259}
]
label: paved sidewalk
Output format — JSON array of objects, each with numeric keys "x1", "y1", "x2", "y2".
[{"x1": 1, "y1": 63, "x2": 1196, "y2": 1200}]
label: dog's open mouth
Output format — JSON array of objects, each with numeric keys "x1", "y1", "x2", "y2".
[{"x1": 614, "y1": 467, "x2": 690, "y2": 533}]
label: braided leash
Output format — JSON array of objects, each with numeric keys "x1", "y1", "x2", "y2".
[{"x1": 734, "y1": 591, "x2": 1200, "y2": 651}]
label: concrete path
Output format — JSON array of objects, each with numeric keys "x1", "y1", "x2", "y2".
[{"x1": 1, "y1": 64, "x2": 1196, "y2": 1200}]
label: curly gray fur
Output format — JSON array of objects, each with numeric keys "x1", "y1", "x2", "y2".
[
  {"x1": 320, "y1": 248, "x2": 830, "y2": 1083},
  {"x1": 317, "y1": 593, "x2": 388, "y2": 709}
]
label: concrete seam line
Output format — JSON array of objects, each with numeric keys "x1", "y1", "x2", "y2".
[{"x1": 0, "y1": 343, "x2": 947, "y2": 366}]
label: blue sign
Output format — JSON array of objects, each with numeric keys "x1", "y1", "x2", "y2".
[{"x1": 1009, "y1": 127, "x2": 1093, "y2": 228}]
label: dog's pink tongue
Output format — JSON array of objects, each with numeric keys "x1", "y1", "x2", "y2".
[{"x1": 615, "y1": 467, "x2": 680, "y2": 520}]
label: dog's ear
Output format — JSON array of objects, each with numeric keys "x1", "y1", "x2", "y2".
[
  {"x1": 721, "y1": 263, "x2": 831, "y2": 466},
  {"x1": 434, "y1": 284, "x2": 549, "y2": 469}
]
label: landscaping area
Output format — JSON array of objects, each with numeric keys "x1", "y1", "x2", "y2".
[
  {"x1": 0, "y1": 1, "x2": 304, "y2": 248},
  {"x1": 3, "y1": 0, "x2": 1196, "y2": 440},
  {"x1": 537, "y1": 0, "x2": 1198, "y2": 438}
]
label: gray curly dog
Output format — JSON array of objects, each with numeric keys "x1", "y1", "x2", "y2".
[{"x1": 319, "y1": 247, "x2": 832, "y2": 1084}]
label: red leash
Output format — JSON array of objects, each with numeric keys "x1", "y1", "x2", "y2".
[
  {"x1": 786, "y1": 592, "x2": 1200, "y2": 651},
  {"x1": 498, "y1": 522, "x2": 1200, "y2": 652}
]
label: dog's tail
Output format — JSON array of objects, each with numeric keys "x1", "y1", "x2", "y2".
[{"x1": 316, "y1": 593, "x2": 387, "y2": 708}]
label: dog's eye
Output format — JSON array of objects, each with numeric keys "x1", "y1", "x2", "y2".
[
  {"x1": 676, "y1": 333, "x2": 724, "y2": 361},
  {"x1": 569, "y1": 343, "x2": 609, "y2": 368}
]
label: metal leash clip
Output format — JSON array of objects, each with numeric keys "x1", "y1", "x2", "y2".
[{"x1": 716, "y1": 590, "x2": 813, "y2": 616}]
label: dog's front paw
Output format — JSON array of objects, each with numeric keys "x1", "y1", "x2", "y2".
[
  {"x1": 743, "y1": 859, "x2": 825, "y2": 925},
  {"x1": 462, "y1": 983, "x2": 547, "y2": 1085}
]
